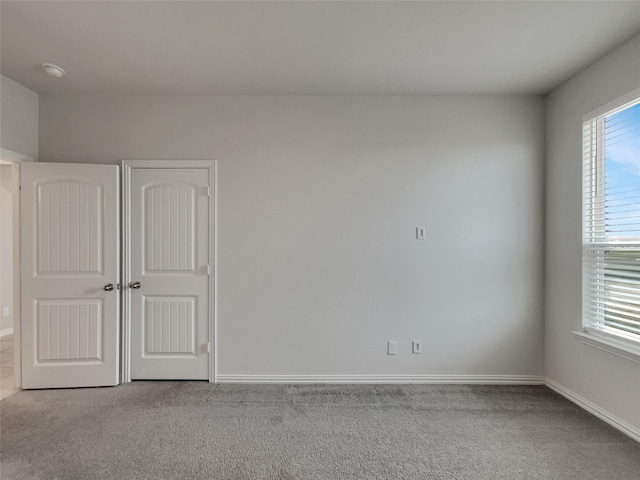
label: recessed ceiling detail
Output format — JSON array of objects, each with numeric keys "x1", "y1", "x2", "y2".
[{"x1": 42, "y1": 63, "x2": 65, "y2": 78}]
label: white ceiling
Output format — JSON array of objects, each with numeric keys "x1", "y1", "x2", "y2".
[{"x1": 2, "y1": 1, "x2": 640, "y2": 96}]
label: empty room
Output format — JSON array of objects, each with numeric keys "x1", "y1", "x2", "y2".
[{"x1": 0, "y1": 1, "x2": 639, "y2": 478}]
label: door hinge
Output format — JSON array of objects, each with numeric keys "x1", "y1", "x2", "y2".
[
  {"x1": 202, "y1": 186, "x2": 211, "y2": 197},
  {"x1": 206, "y1": 264, "x2": 211, "y2": 275},
  {"x1": 207, "y1": 342, "x2": 211, "y2": 353}
]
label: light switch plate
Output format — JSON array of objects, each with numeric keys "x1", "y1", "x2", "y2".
[{"x1": 416, "y1": 227, "x2": 426, "y2": 240}]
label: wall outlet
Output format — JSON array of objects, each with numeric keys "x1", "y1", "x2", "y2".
[
  {"x1": 387, "y1": 341, "x2": 397, "y2": 355},
  {"x1": 412, "y1": 340, "x2": 422, "y2": 354},
  {"x1": 2, "y1": 307, "x2": 9, "y2": 317},
  {"x1": 416, "y1": 227, "x2": 426, "y2": 240}
]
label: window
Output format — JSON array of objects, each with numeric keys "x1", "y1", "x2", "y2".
[{"x1": 583, "y1": 93, "x2": 640, "y2": 350}]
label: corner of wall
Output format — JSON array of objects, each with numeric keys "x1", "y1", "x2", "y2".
[{"x1": 0, "y1": 74, "x2": 39, "y2": 161}]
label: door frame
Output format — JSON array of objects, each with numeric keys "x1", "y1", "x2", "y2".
[
  {"x1": 1, "y1": 148, "x2": 35, "y2": 389},
  {"x1": 121, "y1": 160, "x2": 217, "y2": 383}
]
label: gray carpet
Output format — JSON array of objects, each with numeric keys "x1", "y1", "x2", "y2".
[{"x1": 1, "y1": 384, "x2": 638, "y2": 479}]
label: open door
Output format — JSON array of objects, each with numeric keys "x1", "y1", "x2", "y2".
[{"x1": 21, "y1": 163, "x2": 120, "y2": 389}]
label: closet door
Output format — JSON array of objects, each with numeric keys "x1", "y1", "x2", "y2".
[
  {"x1": 21, "y1": 163, "x2": 120, "y2": 388},
  {"x1": 126, "y1": 164, "x2": 212, "y2": 380}
]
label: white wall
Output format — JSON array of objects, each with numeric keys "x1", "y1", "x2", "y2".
[
  {"x1": 546, "y1": 33, "x2": 640, "y2": 432},
  {"x1": 40, "y1": 94, "x2": 545, "y2": 379},
  {"x1": 0, "y1": 75, "x2": 39, "y2": 159}
]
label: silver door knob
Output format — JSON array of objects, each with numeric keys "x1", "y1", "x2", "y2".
[
  {"x1": 104, "y1": 284, "x2": 114, "y2": 291},
  {"x1": 129, "y1": 281, "x2": 141, "y2": 289}
]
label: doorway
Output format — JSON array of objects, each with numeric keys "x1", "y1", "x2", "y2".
[
  {"x1": 0, "y1": 148, "x2": 34, "y2": 394},
  {"x1": 0, "y1": 160, "x2": 18, "y2": 399}
]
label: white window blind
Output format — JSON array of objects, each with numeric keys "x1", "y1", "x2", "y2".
[{"x1": 583, "y1": 96, "x2": 640, "y2": 343}]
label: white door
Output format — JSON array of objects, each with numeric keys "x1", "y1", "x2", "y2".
[
  {"x1": 21, "y1": 163, "x2": 120, "y2": 389},
  {"x1": 128, "y1": 166, "x2": 212, "y2": 380}
]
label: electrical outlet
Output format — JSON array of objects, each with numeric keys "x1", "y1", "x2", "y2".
[
  {"x1": 416, "y1": 227, "x2": 426, "y2": 240},
  {"x1": 412, "y1": 341, "x2": 422, "y2": 354},
  {"x1": 387, "y1": 341, "x2": 397, "y2": 355},
  {"x1": 2, "y1": 307, "x2": 9, "y2": 317}
]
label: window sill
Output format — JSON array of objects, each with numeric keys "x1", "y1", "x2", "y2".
[{"x1": 573, "y1": 330, "x2": 640, "y2": 364}]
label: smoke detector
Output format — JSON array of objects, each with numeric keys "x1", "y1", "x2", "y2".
[{"x1": 42, "y1": 63, "x2": 65, "y2": 78}]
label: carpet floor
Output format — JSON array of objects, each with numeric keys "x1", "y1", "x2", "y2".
[{"x1": 0, "y1": 383, "x2": 638, "y2": 479}]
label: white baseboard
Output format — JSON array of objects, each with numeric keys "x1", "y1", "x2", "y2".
[
  {"x1": 216, "y1": 374, "x2": 545, "y2": 385},
  {"x1": 0, "y1": 327, "x2": 14, "y2": 337},
  {"x1": 545, "y1": 378, "x2": 640, "y2": 443}
]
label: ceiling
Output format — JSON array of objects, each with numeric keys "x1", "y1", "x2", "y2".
[{"x1": 2, "y1": 1, "x2": 640, "y2": 96}]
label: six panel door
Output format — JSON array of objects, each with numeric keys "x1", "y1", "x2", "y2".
[
  {"x1": 129, "y1": 168, "x2": 210, "y2": 380},
  {"x1": 21, "y1": 163, "x2": 120, "y2": 388}
]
